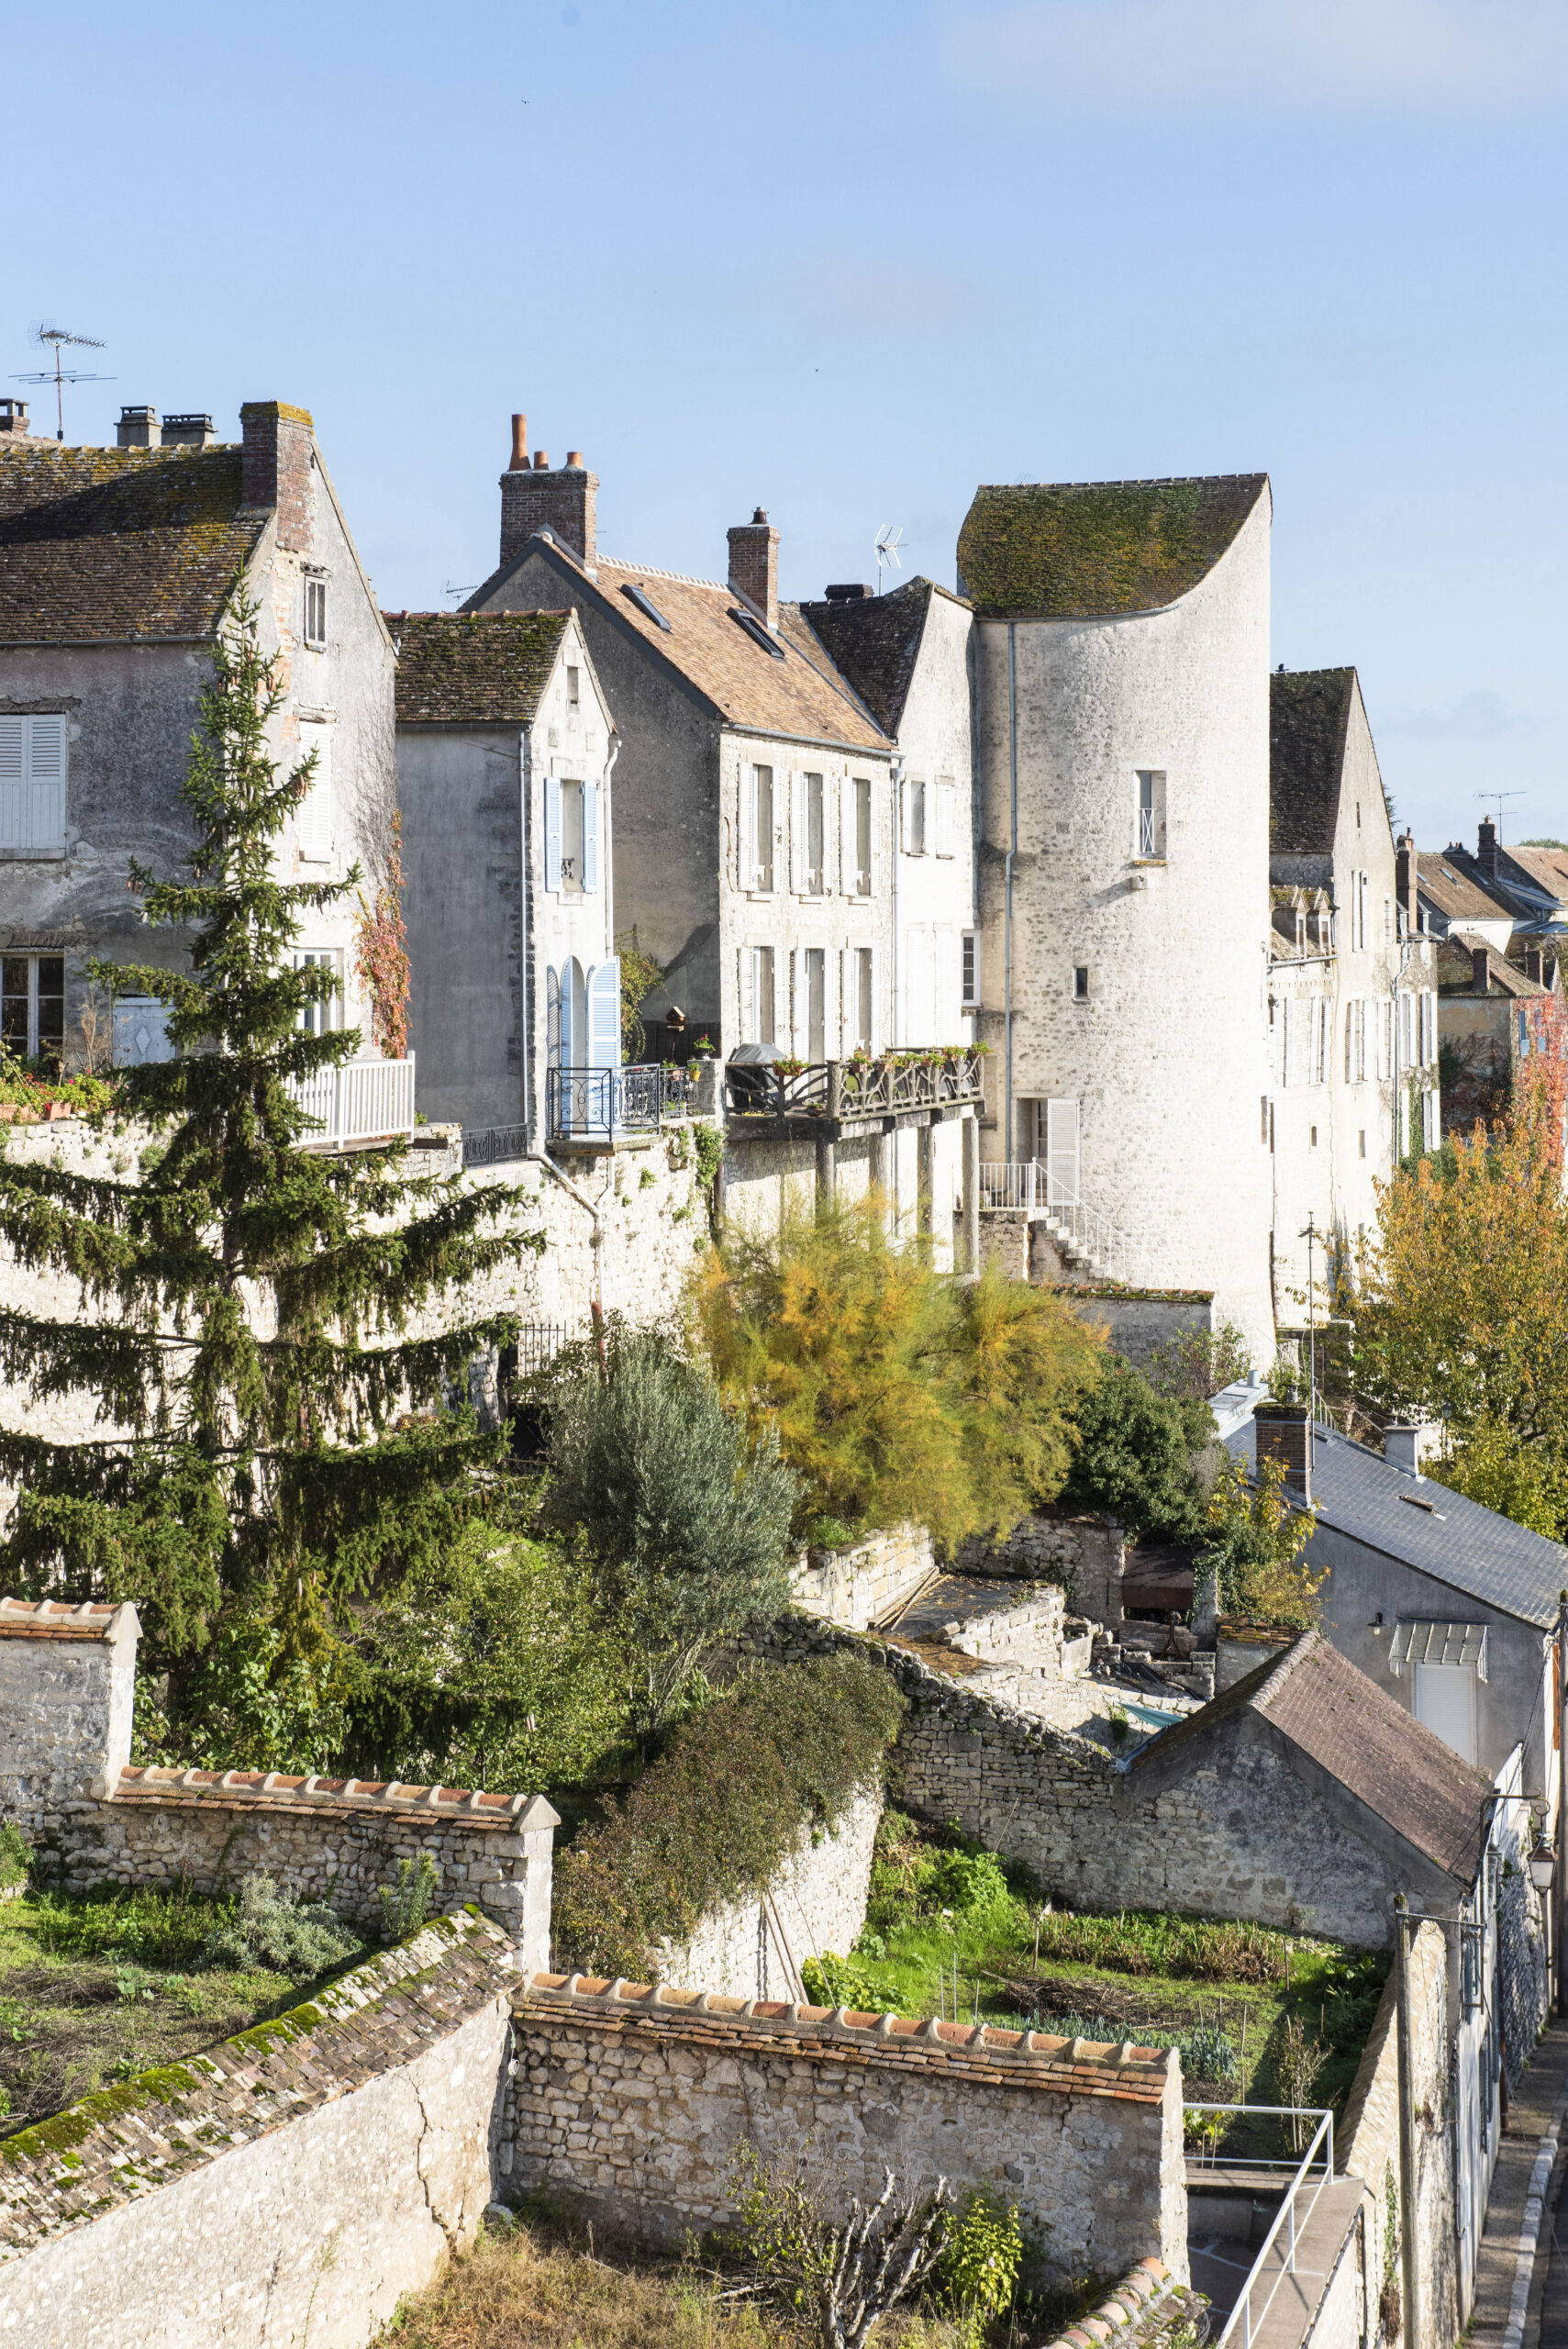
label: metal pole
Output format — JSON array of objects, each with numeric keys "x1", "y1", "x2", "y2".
[
  {"x1": 1557, "y1": 1591, "x2": 1568, "y2": 2014},
  {"x1": 1004, "y1": 623, "x2": 1018, "y2": 1164},
  {"x1": 1394, "y1": 1894, "x2": 1421, "y2": 2349}
]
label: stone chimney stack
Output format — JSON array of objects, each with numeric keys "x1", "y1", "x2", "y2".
[
  {"x1": 0, "y1": 400, "x2": 30, "y2": 438},
  {"x1": 1471, "y1": 941, "x2": 1492, "y2": 992},
  {"x1": 498, "y1": 415, "x2": 597, "y2": 571},
  {"x1": 728, "y1": 507, "x2": 780, "y2": 631},
  {"x1": 240, "y1": 402, "x2": 315, "y2": 553},
  {"x1": 1478, "y1": 817, "x2": 1500, "y2": 878},
  {"x1": 1526, "y1": 944, "x2": 1545, "y2": 985},
  {"x1": 1395, "y1": 831, "x2": 1418, "y2": 933},
  {"x1": 117, "y1": 406, "x2": 159, "y2": 450}
]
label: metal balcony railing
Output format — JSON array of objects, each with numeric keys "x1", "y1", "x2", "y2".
[
  {"x1": 547, "y1": 1063, "x2": 664, "y2": 1141},
  {"x1": 1184, "y1": 2105, "x2": 1334, "y2": 2349},
  {"x1": 289, "y1": 1054, "x2": 416, "y2": 1147},
  {"x1": 725, "y1": 1048, "x2": 986, "y2": 1126},
  {"x1": 978, "y1": 1160, "x2": 1135, "y2": 1284}
]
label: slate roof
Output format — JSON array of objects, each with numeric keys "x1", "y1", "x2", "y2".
[
  {"x1": 469, "y1": 540, "x2": 890, "y2": 753},
  {"x1": 1227, "y1": 1419, "x2": 1568, "y2": 1631},
  {"x1": 1270, "y1": 668, "x2": 1355, "y2": 857},
  {"x1": 1444, "y1": 841, "x2": 1568, "y2": 930},
  {"x1": 954, "y1": 473, "x2": 1268, "y2": 620},
  {"x1": 1501, "y1": 843, "x2": 1568, "y2": 907},
  {"x1": 1438, "y1": 934, "x2": 1545, "y2": 996},
  {"x1": 1418, "y1": 852, "x2": 1514, "y2": 930},
  {"x1": 796, "y1": 577, "x2": 946, "y2": 738},
  {"x1": 0, "y1": 440, "x2": 264, "y2": 642},
  {"x1": 385, "y1": 609, "x2": 572, "y2": 724}
]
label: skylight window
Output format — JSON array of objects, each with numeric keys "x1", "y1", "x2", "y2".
[
  {"x1": 729, "y1": 607, "x2": 784, "y2": 661},
  {"x1": 621, "y1": 582, "x2": 671, "y2": 631}
]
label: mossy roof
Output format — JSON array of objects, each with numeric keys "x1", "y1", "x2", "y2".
[
  {"x1": 0, "y1": 440, "x2": 266, "y2": 642},
  {"x1": 955, "y1": 473, "x2": 1267, "y2": 619},
  {"x1": 385, "y1": 608, "x2": 573, "y2": 723},
  {"x1": 1270, "y1": 668, "x2": 1356, "y2": 857},
  {"x1": 796, "y1": 577, "x2": 937, "y2": 736}
]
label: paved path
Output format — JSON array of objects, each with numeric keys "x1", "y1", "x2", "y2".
[{"x1": 1470, "y1": 2018, "x2": 1568, "y2": 2349}]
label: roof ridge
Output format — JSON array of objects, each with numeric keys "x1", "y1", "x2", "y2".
[
  {"x1": 974, "y1": 471, "x2": 1268, "y2": 493},
  {"x1": 1245, "y1": 1627, "x2": 1318, "y2": 1713},
  {"x1": 598, "y1": 553, "x2": 728, "y2": 593}
]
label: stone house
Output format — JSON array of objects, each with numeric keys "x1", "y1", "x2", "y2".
[
  {"x1": 1442, "y1": 820, "x2": 1568, "y2": 945},
  {"x1": 1267, "y1": 667, "x2": 1436, "y2": 1312},
  {"x1": 1415, "y1": 845, "x2": 1516, "y2": 952},
  {"x1": 0, "y1": 399, "x2": 398, "y2": 1112},
  {"x1": 1432, "y1": 932, "x2": 1566, "y2": 1135},
  {"x1": 1224, "y1": 1399, "x2": 1566, "y2": 1801},
  {"x1": 958, "y1": 474, "x2": 1276, "y2": 1354},
  {"x1": 386, "y1": 608, "x2": 619, "y2": 1144}
]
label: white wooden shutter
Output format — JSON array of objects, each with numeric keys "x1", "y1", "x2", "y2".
[
  {"x1": 587, "y1": 956, "x2": 619, "y2": 1071},
  {"x1": 790, "y1": 772, "x2": 805, "y2": 894},
  {"x1": 560, "y1": 959, "x2": 578, "y2": 1063},
  {"x1": 583, "y1": 780, "x2": 599, "y2": 892},
  {"x1": 1045, "y1": 1098, "x2": 1080, "y2": 1204},
  {"x1": 544, "y1": 777, "x2": 562, "y2": 891},
  {"x1": 298, "y1": 724, "x2": 331, "y2": 858},
  {"x1": 26, "y1": 716, "x2": 65, "y2": 852},
  {"x1": 113, "y1": 997, "x2": 174, "y2": 1065},
  {"x1": 0, "y1": 718, "x2": 24, "y2": 852},
  {"x1": 934, "y1": 780, "x2": 954, "y2": 858},
  {"x1": 740, "y1": 767, "x2": 755, "y2": 893}
]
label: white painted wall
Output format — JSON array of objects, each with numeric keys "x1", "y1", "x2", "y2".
[{"x1": 889, "y1": 587, "x2": 977, "y2": 1048}]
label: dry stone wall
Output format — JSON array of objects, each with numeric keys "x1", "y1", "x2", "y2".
[
  {"x1": 791, "y1": 1525, "x2": 934, "y2": 1632},
  {"x1": 0, "y1": 1912, "x2": 513, "y2": 2349},
  {"x1": 658, "y1": 1788, "x2": 882, "y2": 1998},
  {"x1": 958, "y1": 1514, "x2": 1128, "y2": 1627},
  {"x1": 0, "y1": 1599, "x2": 136, "y2": 1842},
  {"x1": 503, "y1": 1974, "x2": 1188, "y2": 2286}
]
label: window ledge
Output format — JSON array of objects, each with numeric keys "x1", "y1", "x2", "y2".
[
  {"x1": 0, "y1": 847, "x2": 68, "y2": 862},
  {"x1": 1129, "y1": 857, "x2": 1167, "y2": 869}
]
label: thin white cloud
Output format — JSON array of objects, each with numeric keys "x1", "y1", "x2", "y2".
[
  {"x1": 1384, "y1": 690, "x2": 1540, "y2": 740},
  {"x1": 939, "y1": 0, "x2": 1568, "y2": 111}
]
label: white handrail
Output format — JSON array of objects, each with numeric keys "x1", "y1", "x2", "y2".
[
  {"x1": 287, "y1": 1054, "x2": 416, "y2": 1147},
  {"x1": 976, "y1": 1161, "x2": 1135, "y2": 1283},
  {"x1": 1184, "y1": 2104, "x2": 1335, "y2": 2349}
]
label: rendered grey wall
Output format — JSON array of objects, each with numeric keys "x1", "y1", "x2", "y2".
[{"x1": 400, "y1": 722, "x2": 525, "y2": 1130}]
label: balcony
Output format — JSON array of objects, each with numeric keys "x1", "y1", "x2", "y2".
[
  {"x1": 724, "y1": 1048, "x2": 986, "y2": 1141},
  {"x1": 547, "y1": 1063, "x2": 666, "y2": 1146},
  {"x1": 290, "y1": 1055, "x2": 416, "y2": 1148}
]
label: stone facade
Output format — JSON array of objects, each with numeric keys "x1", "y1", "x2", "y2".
[
  {"x1": 503, "y1": 1974, "x2": 1187, "y2": 2285},
  {"x1": 0, "y1": 1598, "x2": 136, "y2": 1842},
  {"x1": 791, "y1": 1523, "x2": 935, "y2": 1632},
  {"x1": 658, "y1": 1788, "x2": 883, "y2": 1999},
  {"x1": 0, "y1": 1914, "x2": 512, "y2": 2349}
]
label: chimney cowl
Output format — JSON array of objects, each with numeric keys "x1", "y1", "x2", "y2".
[
  {"x1": 824, "y1": 583, "x2": 873, "y2": 602},
  {"x1": 533, "y1": 451, "x2": 550, "y2": 471},
  {"x1": 509, "y1": 414, "x2": 528, "y2": 471},
  {"x1": 566, "y1": 451, "x2": 584, "y2": 469},
  {"x1": 117, "y1": 405, "x2": 160, "y2": 450}
]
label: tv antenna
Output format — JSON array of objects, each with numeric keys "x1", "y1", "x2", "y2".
[
  {"x1": 11, "y1": 324, "x2": 114, "y2": 442},
  {"x1": 443, "y1": 581, "x2": 478, "y2": 604},
  {"x1": 874, "y1": 525, "x2": 904, "y2": 594},
  {"x1": 1477, "y1": 787, "x2": 1525, "y2": 834}
]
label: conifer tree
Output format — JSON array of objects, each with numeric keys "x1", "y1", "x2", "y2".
[{"x1": 0, "y1": 584, "x2": 539, "y2": 1694}]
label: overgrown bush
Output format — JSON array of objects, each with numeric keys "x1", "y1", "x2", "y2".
[
  {"x1": 1198, "y1": 1455, "x2": 1325, "y2": 1629},
  {"x1": 0, "y1": 1820, "x2": 29, "y2": 1892},
  {"x1": 554, "y1": 1658, "x2": 904, "y2": 1978},
  {"x1": 1059, "y1": 1358, "x2": 1214, "y2": 1540},
  {"x1": 862, "y1": 1812, "x2": 1024, "y2": 1943},
  {"x1": 935, "y1": 2184, "x2": 1023, "y2": 2349},
  {"x1": 802, "y1": 1951, "x2": 884, "y2": 2009},
  {"x1": 692, "y1": 1199, "x2": 1104, "y2": 1549},
  {"x1": 379, "y1": 1853, "x2": 439, "y2": 1943},
  {"x1": 199, "y1": 1874, "x2": 361, "y2": 1977}
]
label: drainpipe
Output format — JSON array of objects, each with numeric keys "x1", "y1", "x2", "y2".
[
  {"x1": 891, "y1": 755, "x2": 905, "y2": 1049},
  {"x1": 1393, "y1": 1893, "x2": 1421, "y2": 2349},
  {"x1": 1004, "y1": 623, "x2": 1018, "y2": 1163}
]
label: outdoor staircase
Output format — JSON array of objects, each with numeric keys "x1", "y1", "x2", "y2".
[{"x1": 978, "y1": 1162, "x2": 1134, "y2": 1286}]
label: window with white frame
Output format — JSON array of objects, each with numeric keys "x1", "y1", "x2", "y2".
[
  {"x1": 567, "y1": 664, "x2": 581, "y2": 710},
  {"x1": 851, "y1": 776, "x2": 872, "y2": 896},
  {"x1": 561, "y1": 779, "x2": 585, "y2": 894},
  {"x1": 544, "y1": 774, "x2": 598, "y2": 894},
  {"x1": 903, "y1": 776, "x2": 927, "y2": 855},
  {"x1": 0, "y1": 714, "x2": 68, "y2": 858},
  {"x1": 295, "y1": 949, "x2": 341, "y2": 1039},
  {"x1": 747, "y1": 765, "x2": 775, "y2": 894},
  {"x1": 1422, "y1": 1086, "x2": 1439, "y2": 1150},
  {"x1": 1378, "y1": 998, "x2": 1393, "y2": 1080},
  {"x1": 1312, "y1": 997, "x2": 1329, "y2": 1085},
  {"x1": 1, "y1": 954, "x2": 63, "y2": 1061},
  {"x1": 1136, "y1": 769, "x2": 1167, "y2": 860},
  {"x1": 303, "y1": 575, "x2": 328, "y2": 649},
  {"x1": 934, "y1": 778, "x2": 955, "y2": 858},
  {"x1": 803, "y1": 772, "x2": 825, "y2": 895},
  {"x1": 962, "y1": 930, "x2": 980, "y2": 1008},
  {"x1": 1420, "y1": 988, "x2": 1436, "y2": 1065},
  {"x1": 803, "y1": 946, "x2": 826, "y2": 1061},
  {"x1": 296, "y1": 721, "x2": 332, "y2": 861}
]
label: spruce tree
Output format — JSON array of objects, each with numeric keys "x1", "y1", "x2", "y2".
[{"x1": 0, "y1": 584, "x2": 539, "y2": 1702}]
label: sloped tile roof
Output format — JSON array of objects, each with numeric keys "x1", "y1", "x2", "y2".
[
  {"x1": 955, "y1": 473, "x2": 1268, "y2": 619},
  {"x1": 1270, "y1": 668, "x2": 1354, "y2": 857},
  {"x1": 470, "y1": 540, "x2": 890, "y2": 752},
  {"x1": 0, "y1": 440, "x2": 264, "y2": 642},
  {"x1": 385, "y1": 609, "x2": 571, "y2": 723},
  {"x1": 1440, "y1": 933, "x2": 1545, "y2": 996},
  {"x1": 796, "y1": 577, "x2": 937, "y2": 737},
  {"x1": 1418, "y1": 852, "x2": 1514, "y2": 929},
  {"x1": 1501, "y1": 842, "x2": 1568, "y2": 903}
]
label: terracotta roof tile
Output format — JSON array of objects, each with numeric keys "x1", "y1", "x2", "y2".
[
  {"x1": 0, "y1": 441, "x2": 265, "y2": 642},
  {"x1": 1418, "y1": 853, "x2": 1513, "y2": 928}
]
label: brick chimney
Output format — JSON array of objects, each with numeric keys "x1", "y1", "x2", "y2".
[
  {"x1": 0, "y1": 399, "x2": 30, "y2": 437},
  {"x1": 1395, "y1": 831, "x2": 1418, "y2": 933},
  {"x1": 240, "y1": 402, "x2": 315, "y2": 553},
  {"x1": 1471, "y1": 941, "x2": 1491, "y2": 991},
  {"x1": 1255, "y1": 1405, "x2": 1311, "y2": 1503},
  {"x1": 1526, "y1": 944, "x2": 1545, "y2": 985},
  {"x1": 1477, "y1": 817, "x2": 1499, "y2": 878},
  {"x1": 498, "y1": 415, "x2": 597, "y2": 570},
  {"x1": 728, "y1": 507, "x2": 780, "y2": 631}
]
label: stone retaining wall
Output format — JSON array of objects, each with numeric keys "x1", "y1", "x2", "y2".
[
  {"x1": 791, "y1": 1525, "x2": 934, "y2": 1633},
  {"x1": 1054, "y1": 1291, "x2": 1215, "y2": 1375},
  {"x1": 1339, "y1": 1920, "x2": 1457, "y2": 2349},
  {"x1": 0, "y1": 1912, "x2": 513, "y2": 2349},
  {"x1": 958, "y1": 1515, "x2": 1127, "y2": 1626},
  {"x1": 658, "y1": 1788, "x2": 882, "y2": 1998},
  {"x1": 503, "y1": 1973, "x2": 1188, "y2": 2285}
]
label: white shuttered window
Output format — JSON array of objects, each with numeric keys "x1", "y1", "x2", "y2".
[
  {"x1": 297, "y1": 723, "x2": 332, "y2": 861},
  {"x1": 0, "y1": 715, "x2": 67, "y2": 856}
]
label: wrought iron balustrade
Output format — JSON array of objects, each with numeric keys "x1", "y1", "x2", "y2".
[
  {"x1": 724, "y1": 1048, "x2": 985, "y2": 1126},
  {"x1": 547, "y1": 1063, "x2": 664, "y2": 1141}
]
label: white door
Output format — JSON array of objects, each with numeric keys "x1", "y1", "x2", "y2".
[{"x1": 1414, "y1": 1663, "x2": 1478, "y2": 1764}]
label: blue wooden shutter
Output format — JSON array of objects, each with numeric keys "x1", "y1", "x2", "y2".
[
  {"x1": 0, "y1": 718, "x2": 23, "y2": 852},
  {"x1": 544, "y1": 776, "x2": 562, "y2": 891},
  {"x1": 583, "y1": 780, "x2": 599, "y2": 893},
  {"x1": 587, "y1": 956, "x2": 620, "y2": 1072}
]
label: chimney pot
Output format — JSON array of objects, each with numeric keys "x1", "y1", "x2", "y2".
[
  {"x1": 509, "y1": 414, "x2": 529, "y2": 470},
  {"x1": 728, "y1": 508, "x2": 781, "y2": 631},
  {"x1": 566, "y1": 451, "x2": 584, "y2": 469},
  {"x1": 533, "y1": 451, "x2": 550, "y2": 471},
  {"x1": 161, "y1": 413, "x2": 216, "y2": 448},
  {"x1": 825, "y1": 583, "x2": 873, "y2": 602}
]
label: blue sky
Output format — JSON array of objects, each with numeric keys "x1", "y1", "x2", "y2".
[{"x1": 8, "y1": 0, "x2": 1564, "y2": 848}]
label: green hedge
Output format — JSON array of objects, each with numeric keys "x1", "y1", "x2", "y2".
[{"x1": 553, "y1": 1657, "x2": 904, "y2": 1978}]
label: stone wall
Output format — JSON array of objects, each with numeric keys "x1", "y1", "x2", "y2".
[
  {"x1": 791, "y1": 1524, "x2": 934, "y2": 1632},
  {"x1": 940, "y1": 1586, "x2": 1065, "y2": 1666},
  {"x1": 758, "y1": 1616, "x2": 1449, "y2": 1949},
  {"x1": 0, "y1": 1912, "x2": 512, "y2": 2349},
  {"x1": 0, "y1": 1599, "x2": 136, "y2": 1842},
  {"x1": 958, "y1": 1514, "x2": 1127, "y2": 1627},
  {"x1": 658, "y1": 1788, "x2": 882, "y2": 1999},
  {"x1": 1055, "y1": 1291, "x2": 1215, "y2": 1375},
  {"x1": 503, "y1": 1974, "x2": 1187, "y2": 2286},
  {"x1": 1339, "y1": 1920, "x2": 1457, "y2": 2349}
]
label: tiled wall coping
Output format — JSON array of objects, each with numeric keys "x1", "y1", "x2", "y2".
[{"x1": 101, "y1": 1765, "x2": 559, "y2": 1834}]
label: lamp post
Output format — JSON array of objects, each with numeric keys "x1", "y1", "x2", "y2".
[{"x1": 1531, "y1": 1837, "x2": 1556, "y2": 1993}]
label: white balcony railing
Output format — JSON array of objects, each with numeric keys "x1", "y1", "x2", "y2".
[
  {"x1": 978, "y1": 1160, "x2": 1135, "y2": 1285},
  {"x1": 289, "y1": 1054, "x2": 416, "y2": 1147}
]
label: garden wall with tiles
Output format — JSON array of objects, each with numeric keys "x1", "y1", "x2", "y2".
[
  {"x1": 657, "y1": 1788, "x2": 883, "y2": 1999},
  {"x1": 0, "y1": 1912, "x2": 513, "y2": 2349},
  {"x1": 503, "y1": 1974, "x2": 1187, "y2": 2285}
]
